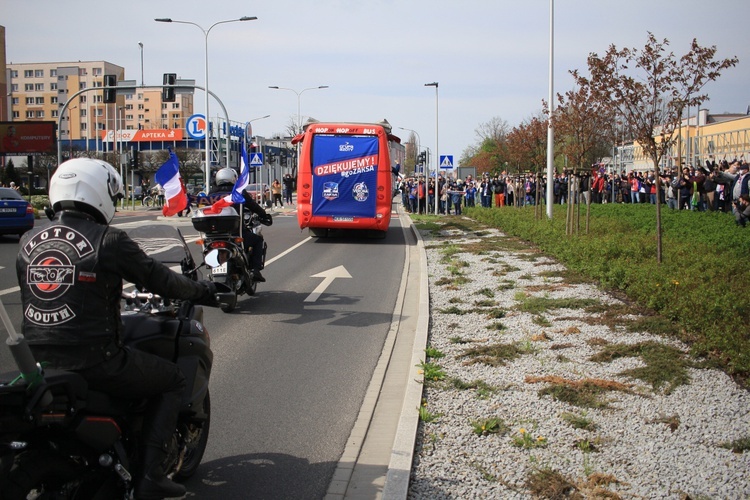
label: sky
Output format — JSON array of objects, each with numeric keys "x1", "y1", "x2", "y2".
[{"x1": 3, "y1": 0, "x2": 748, "y2": 166}]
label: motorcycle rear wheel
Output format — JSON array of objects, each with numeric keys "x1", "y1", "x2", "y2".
[
  {"x1": 175, "y1": 389, "x2": 211, "y2": 480},
  {"x1": 214, "y1": 266, "x2": 238, "y2": 313}
]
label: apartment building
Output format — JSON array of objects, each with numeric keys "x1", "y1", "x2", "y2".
[{"x1": 7, "y1": 60, "x2": 193, "y2": 147}]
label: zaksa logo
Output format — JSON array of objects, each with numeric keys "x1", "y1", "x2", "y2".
[
  {"x1": 323, "y1": 182, "x2": 340, "y2": 200},
  {"x1": 339, "y1": 142, "x2": 354, "y2": 152}
]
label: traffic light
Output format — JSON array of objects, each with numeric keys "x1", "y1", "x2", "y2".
[
  {"x1": 103, "y1": 74, "x2": 117, "y2": 103},
  {"x1": 129, "y1": 152, "x2": 138, "y2": 168},
  {"x1": 418, "y1": 151, "x2": 426, "y2": 164},
  {"x1": 162, "y1": 73, "x2": 176, "y2": 102}
]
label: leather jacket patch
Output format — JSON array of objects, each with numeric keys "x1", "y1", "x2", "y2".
[{"x1": 24, "y1": 303, "x2": 76, "y2": 326}]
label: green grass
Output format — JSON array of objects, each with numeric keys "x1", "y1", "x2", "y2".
[
  {"x1": 418, "y1": 403, "x2": 441, "y2": 423},
  {"x1": 719, "y1": 436, "x2": 750, "y2": 453},
  {"x1": 515, "y1": 292, "x2": 600, "y2": 314},
  {"x1": 589, "y1": 341, "x2": 691, "y2": 394},
  {"x1": 459, "y1": 342, "x2": 523, "y2": 366},
  {"x1": 449, "y1": 377, "x2": 499, "y2": 398},
  {"x1": 560, "y1": 411, "x2": 598, "y2": 431},
  {"x1": 471, "y1": 417, "x2": 508, "y2": 436},
  {"x1": 465, "y1": 204, "x2": 750, "y2": 386},
  {"x1": 418, "y1": 361, "x2": 446, "y2": 382}
]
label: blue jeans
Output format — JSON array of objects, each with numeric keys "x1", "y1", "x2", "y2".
[{"x1": 631, "y1": 191, "x2": 639, "y2": 204}]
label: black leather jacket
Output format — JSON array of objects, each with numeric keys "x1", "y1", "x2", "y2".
[{"x1": 16, "y1": 210, "x2": 208, "y2": 370}]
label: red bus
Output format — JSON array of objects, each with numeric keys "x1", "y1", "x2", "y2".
[{"x1": 293, "y1": 120, "x2": 400, "y2": 238}]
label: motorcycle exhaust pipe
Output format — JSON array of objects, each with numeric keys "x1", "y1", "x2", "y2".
[{"x1": 0, "y1": 299, "x2": 53, "y2": 407}]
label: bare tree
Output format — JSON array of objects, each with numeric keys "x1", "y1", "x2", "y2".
[
  {"x1": 577, "y1": 32, "x2": 738, "y2": 262},
  {"x1": 475, "y1": 116, "x2": 510, "y2": 144},
  {"x1": 285, "y1": 116, "x2": 300, "y2": 137},
  {"x1": 461, "y1": 117, "x2": 511, "y2": 175}
]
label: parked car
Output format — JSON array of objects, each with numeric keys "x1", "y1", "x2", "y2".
[{"x1": 0, "y1": 187, "x2": 34, "y2": 238}]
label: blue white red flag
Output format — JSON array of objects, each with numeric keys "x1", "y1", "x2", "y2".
[
  {"x1": 204, "y1": 142, "x2": 250, "y2": 214},
  {"x1": 154, "y1": 150, "x2": 187, "y2": 217}
]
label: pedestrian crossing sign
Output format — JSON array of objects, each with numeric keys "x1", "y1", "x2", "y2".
[
  {"x1": 439, "y1": 155, "x2": 454, "y2": 169},
  {"x1": 249, "y1": 153, "x2": 264, "y2": 166}
]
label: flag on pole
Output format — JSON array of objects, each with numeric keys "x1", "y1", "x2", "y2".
[
  {"x1": 204, "y1": 142, "x2": 251, "y2": 214},
  {"x1": 154, "y1": 150, "x2": 188, "y2": 217}
]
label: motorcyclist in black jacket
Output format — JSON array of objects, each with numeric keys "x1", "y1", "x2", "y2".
[
  {"x1": 16, "y1": 158, "x2": 217, "y2": 500},
  {"x1": 213, "y1": 167, "x2": 272, "y2": 282}
]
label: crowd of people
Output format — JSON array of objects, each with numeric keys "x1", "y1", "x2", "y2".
[{"x1": 396, "y1": 158, "x2": 750, "y2": 226}]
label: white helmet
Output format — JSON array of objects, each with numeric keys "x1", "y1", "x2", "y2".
[
  {"x1": 215, "y1": 167, "x2": 237, "y2": 188},
  {"x1": 49, "y1": 158, "x2": 124, "y2": 224}
]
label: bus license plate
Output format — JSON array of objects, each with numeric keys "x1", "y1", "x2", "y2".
[
  {"x1": 211, "y1": 262, "x2": 227, "y2": 275},
  {"x1": 333, "y1": 216, "x2": 354, "y2": 221}
]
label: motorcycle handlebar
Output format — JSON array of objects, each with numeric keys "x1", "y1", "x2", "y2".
[{"x1": 121, "y1": 287, "x2": 234, "y2": 309}]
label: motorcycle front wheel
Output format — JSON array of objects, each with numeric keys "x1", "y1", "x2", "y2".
[{"x1": 175, "y1": 389, "x2": 211, "y2": 480}]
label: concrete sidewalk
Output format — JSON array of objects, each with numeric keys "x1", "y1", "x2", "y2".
[{"x1": 325, "y1": 210, "x2": 428, "y2": 500}]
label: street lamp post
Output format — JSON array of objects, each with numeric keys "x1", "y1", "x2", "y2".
[
  {"x1": 67, "y1": 105, "x2": 77, "y2": 159},
  {"x1": 156, "y1": 16, "x2": 257, "y2": 194},
  {"x1": 424, "y1": 82, "x2": 439, "y2": 215},
  {"x1": 268, "y1": 85, "x2": 328, "y2": 178},
  {"x1": 397, "y1": 127, "x2": 421, "y2": 175},
  {"x1": 244, "y1": 114, "x2": 270, "y2": 182},
  {"x1": 117, "y1": 106, "x2": 125, "y2": 208},
  {"x1": 244, "y1": 114, "x2": 270, "y2": 148},
  {"x1": 138, "y1": 42, "x2": 144, "y2": 87},
  {"x1": 545, "y1": 0, "x2": 555, "y2": 218},
  {"x1": 267, "y1": 85, "x2": 329, "y2": 133}
]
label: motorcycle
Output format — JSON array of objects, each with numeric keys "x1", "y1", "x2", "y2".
[
  {"x1": 191, "y1": 205, "x2": 271, "y2": 313},
  {"x1": 0, "y1": 224, "x2": 232, "y2": 499}
]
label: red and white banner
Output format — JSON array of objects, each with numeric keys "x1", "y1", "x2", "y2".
[{"x1": 100, "y1": 129, "x2": 184, "y2": 142}]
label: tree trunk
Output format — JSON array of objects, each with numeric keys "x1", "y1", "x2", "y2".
[
  {"x1": 585, "y1": 175, "x2": 591, "y2": 234},
  {"x1": 653, "y1": 158, "x2": 663, "y2": 263}
]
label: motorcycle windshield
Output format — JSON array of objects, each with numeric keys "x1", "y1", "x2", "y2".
[{"x1": 128, "y1": 224, "x2": 192, "y2": 266}]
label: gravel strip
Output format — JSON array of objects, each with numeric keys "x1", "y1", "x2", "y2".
[{"x1": 408, "y1": 223, "x2": 750, "y2": 499}]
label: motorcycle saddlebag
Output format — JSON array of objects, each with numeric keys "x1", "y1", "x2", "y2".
[{"x1": 0, "y1": 369, "x2": 87, "y2": 431}]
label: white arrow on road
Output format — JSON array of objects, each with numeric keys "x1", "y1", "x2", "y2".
[{"x1": 304, "y1": 265, "x2": 352, "y2": 303}]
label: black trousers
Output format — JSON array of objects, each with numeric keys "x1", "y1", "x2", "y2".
[
  {"x1": 241, "y1": 227, "x2": 265, "y2": 271},
  {"x1": 79, "y1": 347, "x2": 185, "y2": 450}
]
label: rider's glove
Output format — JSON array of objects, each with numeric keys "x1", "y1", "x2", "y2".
[{"x1": 196, "y1": 280, "x2": 219, "y2": 307}]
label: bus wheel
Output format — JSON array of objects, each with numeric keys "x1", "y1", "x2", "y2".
[
  {"x1": 368, "y1": 230, "x2": 387, "y2": 239},
  {"x1": 309, "y1": 228, "x2": 328, "y2": 238}
]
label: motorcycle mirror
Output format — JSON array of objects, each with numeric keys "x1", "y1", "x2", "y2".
[{"x1": 205, "y1": 249, "x2": 221, "y2": 268}]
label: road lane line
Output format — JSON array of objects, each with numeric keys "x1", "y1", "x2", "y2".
[{"x1": 265, "y1": 237, "x2": 311, "y2": 266}]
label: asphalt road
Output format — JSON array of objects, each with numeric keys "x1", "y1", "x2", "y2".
[{"x1": 0, "y1": 206, "x2": 407, "y2": 499}]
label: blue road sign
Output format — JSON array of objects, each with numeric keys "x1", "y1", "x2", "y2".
[
  {"x1": 439, "y1": 155, "x2": 454, "y2": 169},
  {"x1": 249, "y1": 152, "x2": 264, "y2": 166}
]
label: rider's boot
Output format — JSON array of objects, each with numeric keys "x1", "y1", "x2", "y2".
[{"x1": 134, "y1": 445, "x2": 186, "y2": 499}]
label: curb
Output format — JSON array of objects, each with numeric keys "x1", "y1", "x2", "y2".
[{"x1": 382, "y1": 217, "x2": 428, "y2": 499}]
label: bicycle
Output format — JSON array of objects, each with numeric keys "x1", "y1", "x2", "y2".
[{"x1": 141, "y1": 187, "x2": 159, "y2": 208}]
